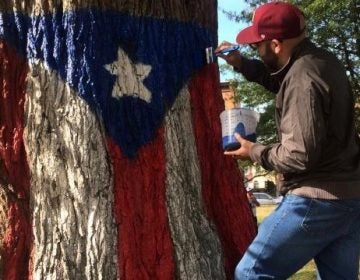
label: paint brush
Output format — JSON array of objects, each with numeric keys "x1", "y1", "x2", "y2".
[{"x1": 205, "y1": 45, "x2": 240, "y2": 64}]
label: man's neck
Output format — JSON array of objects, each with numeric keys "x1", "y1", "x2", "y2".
[{"x1": 278, "y1": 34, "x2": 307, "y2": 67}]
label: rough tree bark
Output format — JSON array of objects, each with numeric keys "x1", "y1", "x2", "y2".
[
  {"x1": 0, "y1": 1, "x2": 256, "y2": 279},
  {"x1": 25, "y1": 60, "x2": 118, "y2": 279}
]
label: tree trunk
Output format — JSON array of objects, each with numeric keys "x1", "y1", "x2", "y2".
[
  {"x1": 24, "y1": 59, "x2": 118, "y2": 279},
  {"x1": 0, "y1": 1, "x2": 256, "y2": 279}
]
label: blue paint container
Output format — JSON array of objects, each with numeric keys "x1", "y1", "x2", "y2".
[{"x1": 220, "y1": 108, "x2": 259, "y2": 151}]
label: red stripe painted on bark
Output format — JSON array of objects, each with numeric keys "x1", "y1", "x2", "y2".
[
  {"x1": 107, "y1": 128, "x2": 175, "y2": 280},
  {"x1": 189, "y1": 64, "x2": 256, "y2": 278},
  {"x1": 0, "y1": 41, "x2": 32, "y2": 279}
]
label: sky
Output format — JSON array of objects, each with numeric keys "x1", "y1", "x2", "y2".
[
  {"x1": 218, "y1": 0, "x2": 246, "y2": 45},
  {"x1": 217, "y1": 0, "x2": 247, "y2": 81}
]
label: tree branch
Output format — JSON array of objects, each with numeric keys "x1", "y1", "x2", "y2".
[{"x1": 244, "y1": 170, "x2": 273, "y2": 183}]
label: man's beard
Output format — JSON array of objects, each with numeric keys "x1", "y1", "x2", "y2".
[{"x1": 260, "y1": 42, "x2": 280, "y2": 72}]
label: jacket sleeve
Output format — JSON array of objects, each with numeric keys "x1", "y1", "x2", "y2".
[
  {"x1": 235, "y1": 56, "x2": 281, "y2": 93},
  {"x1": 249, "y1": 71, "x2": 329, "y2": 174}
]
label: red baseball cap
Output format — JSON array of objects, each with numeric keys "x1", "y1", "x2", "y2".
[{"x1": 236, "y1": 2, "x2": 305, "y2": 44}]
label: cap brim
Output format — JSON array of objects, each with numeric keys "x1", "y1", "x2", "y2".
[{"x1": 236, "y1": 26, "x2": 263, "y2": 44}]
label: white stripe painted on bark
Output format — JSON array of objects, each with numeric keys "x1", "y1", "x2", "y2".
[
  {"x1": 0, "y1": 186, "x2": 9, "y2": 278},
  {"x1": 164, "y1": 85, "x2": 226, "y2": 279},
  {"x1": 23, "y1": 60, "x2": 119, "y2": 280},
  {"x1": 0, "y1": 186, "x2": 9, "y2": 244}
]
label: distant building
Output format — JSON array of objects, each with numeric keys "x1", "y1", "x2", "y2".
[
  {"x1": 244, "y1": 165, "x2": 276, "y2": 189},
  {"x1": 220, "y1": 82, "x2": 239, "y2": 109}
]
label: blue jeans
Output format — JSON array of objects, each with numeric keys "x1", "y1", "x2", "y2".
[{"x1": 235, "y1": 194, "x2": 360, "y2": 280}]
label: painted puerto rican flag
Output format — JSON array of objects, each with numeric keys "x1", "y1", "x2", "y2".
[{"x1": 0, "y1": 2, "x2": 255, "y2": 279}]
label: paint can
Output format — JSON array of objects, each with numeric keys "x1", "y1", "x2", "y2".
[{"x1": 220, "y1": 108, "x2": 259, "y2": 150}]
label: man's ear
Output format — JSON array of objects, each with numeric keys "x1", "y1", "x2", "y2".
[{"x1": 271, "y1": 39, "x2": 282, "y2": 54}]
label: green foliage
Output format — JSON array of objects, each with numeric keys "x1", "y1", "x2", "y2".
[
  {"x1": 237, "y1": 159, "x2": 253, "y2": 171},
  {"x1": 256, "y1": 102, "x2": 277, "y2": 144},
  {"x1": 220, "y1": 0, "x2": 360, "y2": 139},
  {"x1": 296, "y1": 0, "x2": 359, "y2": 93}
]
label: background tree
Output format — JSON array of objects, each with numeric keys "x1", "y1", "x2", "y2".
[{"x1": 0, "y1": 0, "x2": 256, "y2": 279}]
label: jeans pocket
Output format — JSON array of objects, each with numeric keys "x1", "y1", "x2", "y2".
[{"x1": 301, "y1": 199, "x2": 355, "y2": 236}]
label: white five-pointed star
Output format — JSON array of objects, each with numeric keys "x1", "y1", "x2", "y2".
[{"x1": 104, "y1": 47, "x2": 152, "y2": 103}]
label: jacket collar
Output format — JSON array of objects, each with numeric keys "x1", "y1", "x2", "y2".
[{"x1": 270, "y1": 38, "x2": 312, "y2": 79}]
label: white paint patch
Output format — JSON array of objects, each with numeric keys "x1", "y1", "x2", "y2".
[{"x1": 105, "y1": 47, "x2": 152, "y2": 103}]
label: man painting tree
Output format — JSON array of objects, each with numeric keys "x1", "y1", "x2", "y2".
[{"x1": 0, "y1": 1, "x2": 255, "y2": 279}]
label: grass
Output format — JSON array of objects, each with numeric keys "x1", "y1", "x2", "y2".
[
  {"x1": 256, "y1": 205, "x2": 276, "y2": 224},
  {"x1": 256, "y1": 205, "x2": 317, "y2": 279}
]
